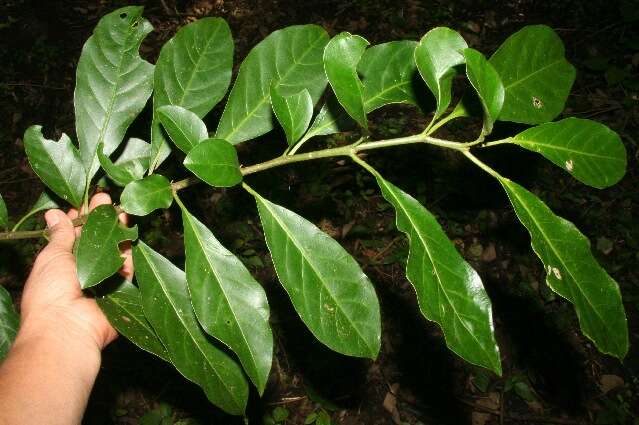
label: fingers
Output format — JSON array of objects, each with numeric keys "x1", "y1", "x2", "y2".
[
  {"x1": 88, "y1": 192, "x2": 112, "y2": 211},
  {"x1": 43, "y1": 209, "x2": 76, "y2": 253}
]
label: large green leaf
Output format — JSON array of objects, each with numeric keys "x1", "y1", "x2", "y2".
[
  {"x1": 181, "y1": 208, "x2": 273, "y2": 394},
  {"x1": 149, "y1": 17, "x2": 233, "y2": 170},
  {"x1": 489, "y1": 25, "x2": 576, "y2": 124},
  {"x1": 0, "y1": 194, "x2": 8, "y2": 231},
  {"x1": 500, "y1": 178, "x2": 628, "y2": 358},
  {"x1": 323, "y1": 32, "x2": 369, "y2": 129},
  {"x1": 361, "y1": 162, "x2": 500, "y2": 373},
  {"x1": 509, "y1": 118, "x2": 627, "y2": 189},
  {"x1": 0, "y1": 286, "x2": 19, "y2": 361},
  {"x1": 414, "y1": 27, "x2": 468, "y2": 119},
  {"x1": 96, "y1": 279, "x2": 170, "y2": 362},
  {"x1": 303, "y1": 40, "x2": 419, "y2": 141},
  {"x1": 75, "y1": 6, "x2": 154, "y2": 181},
  {"x1": 134, "y1": 242, "x2": 249, "y2": 415},
  {"x1": 270, "y1": 86, "x2": 313, "y2": 146},
  {"x1": 247, "y1": 186, "x2": 381, "y2": 358},
  {"x1": 98, "y1": 138, "x2": 151, "y2": 187},
  {"x1": 23, "y1": 125, "x2": 85, "y2": 208},
  {"x1": 156, "y1": 105, "x2": 208, "y2": 154},
  {"x1": 76, "y1": 205, "x2": 138, "y2": 289},
  {"x1": 120, "y1": 174, "x2": 173, "y2": 216},
  {"x1": 183, "y1": 139, "x2": 242, "y2": 187},
  {"x1": 216, "y1": 25, "x2": 329, "y2": 144},
  {"x1": 463, "y1": 48, "x2": 504, "y2": 135}
]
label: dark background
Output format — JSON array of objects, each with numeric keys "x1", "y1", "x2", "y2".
[{"x1": 0, "y1": 0, "x2": 638, "y2": 424}]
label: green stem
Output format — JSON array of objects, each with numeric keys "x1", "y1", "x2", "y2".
[
  {"x1": 461, "y1": 150, "x2": 503, "y2": 180},
  {"x1": 11, "y1": 210, "x2": 39, "y2": 232},
  {"x1": 480, "y1": 138, "x2": 513, "y2": 148}
]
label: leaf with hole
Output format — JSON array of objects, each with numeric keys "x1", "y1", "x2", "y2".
[
  {"x1": 75, "y1": 6, "x2": 154, "y2": 181},
  {"x1": 157, "y1": 105, "x2": 208, "y2": 154},
  {"x1": 149, "y1": 17, "x2": 233, "y2": 170},
  {"x1": 509, "y1": 118, "x2": 626, "y2": 189},
  {"x1": 96, "y1": 278, "x2": 170, "y2": 362},
  {"x1": 323, "y1": 32, "x2": 369, "y2": 129},
  {"x1": 500, "y1": 178, "x2": 628, "y2": 358},
  {"x1": 183, "y1": 139, "x2": 242, "y2": 187},
  {"x1": 98, "y1": 138, "x2": 151, "y2": 187},
  {"x1": 134, "y1": 241, "x2": 249, "y2": 415},
  {"x1": 76, "y1": 205, "x2": 138, "y2": 289},
  {"x1": 489, "y1": 25, "x2": 576, "y2": 124},
  {"x1": 216, "y1": 25, "x2": 329, "y2": 144},
  {"x1": 414, "y1": 27, "x2": 468, "y2": 120},
  {"x1": 23, "y1": 125, "x2": 85, "y2": 208},
  {"x1": 0, "y1": 285, "x2": 19, "y2": 361},
  {"x1": 249, "y1": 186, "x2": 381, "y2": 358},
  {"x1": 463, "y1": 48, "x2": 504, "y2": 135},
  {"x1": 365, "y1": 166, "x2": 501, "y2": 374},
  {"x1": 182, "y1": 207, "x2": 273, "y2": 394},
  {"x1": 270, "y1": 86, "x2": 313, "y2": 146},
  {"x1": 120, "y1": 174, "x2": 173, "y2": 216}
]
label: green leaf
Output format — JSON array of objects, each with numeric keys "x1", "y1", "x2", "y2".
[
  {"x1": 23, "y1": 125, "x2": 85, "y2": 208},
  {"x1": 181, "y1": 207, "x2": 273, "y2": 394},
  {"x1": 247, "y1": 186, "x2": 381, "y2": 358},
  {"x1": 75, "y1": 6, "x2": 154, "y2": 181},
  {"x1": 149, "y1": 17, "x2": 233, "y2": 170},
  {"x1": 98, "y1": 139, "x2": 151, "y2": 187},
  {"x1": 414, "y1": 27, "x2": 468, "y2": 119},
  {"x1": 363, "y1": 164, "x2": 501, "y2": 373},
  {"x1": 303, "y1": 40, "x2": 419, "y2": 141},
  {"x1": 509, "y1": 118, "x2": 627, "y2": 189},
  {"x1": 463, "y1": 48, "x2": 504, "y2": 135},
  {"x1": 323, "y1": 32, "x2": 369, "y2": 129},
  {"x1": 270, "y1": 86, "x2": 313, "y2": 146},
  {"x1": 0, "y1": 194, "x2": 8, "y2": 230},
  {"x1": 12, "y1": 191, "x2": 60, "y2": 231},
  {"x1": 216, "y1": 25, "x2": 329, "y2": 144},
  {"x1": 96, "y1": 278, "x2": 170, "y2": 362},
  {"x1": 0, "y1": 286, "x2": 19, "y2": 360},
  {"x1": 489, "y1": 25, "x2": 576, "y2": 124},
  {"x1": 133, "y1": 242, "x2": 249, "y2": 415},
  {"x1": 76, "y1": 205, "x2": 138, "y2": 289},
  {"x1": 500, "y1": 178, "x2": 628, "y2": 358},
  {"x1": 156, "y1": 105, "x2": 208, "y2": 154},
  {"x1": 183, "y1": 139, "x2": 242, "y2": 187},
  {"x1": 120, "y1": 174, "x2": 173, "y2": 216}
]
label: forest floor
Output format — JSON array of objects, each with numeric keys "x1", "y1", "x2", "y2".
[{"x1": 0, "y1": 0, "x2": 638, "y2": 424}]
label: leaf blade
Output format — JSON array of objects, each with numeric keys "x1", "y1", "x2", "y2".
[
  {"x1": 157, "y1": 105, "x2": 208, "y2": 154},
  {"x1": 182, "y1": 208, "x2": 273, "y2": 394},
  {"x1": 120, "y1": 174, "x2": 173, "y2": 216},
  {"x1": 270, "y1": 86, "x2": 314, "y2": 146},
  {"x1": 183, "y1": 139, "x2": 242, "y2": 187},
  {"x1": 463, "y1": 48, "x2": 504, "y2": 135},
  {"x1": 98, "y1": 139, "x2": 151, "y2": 187},
  {"x1": 0, "y1": 286, "x2": 19, "y2": 361}
]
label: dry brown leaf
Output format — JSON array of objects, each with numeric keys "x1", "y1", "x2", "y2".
[
  {"x1": 482, "y1": 243, "x2": 497, "y2": 262},
  {"x1": 472, "y1": 411, "x2": 492, "y2": 425},
  {"x1": 600, "y1": 374, "x2": 624, "y2": 394},
  {"x1": 382, "y1": 383, "x2": 401, "y2": 424}
]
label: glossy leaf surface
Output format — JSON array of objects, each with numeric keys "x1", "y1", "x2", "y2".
[
  {"x1": 75, "y1": 6, "x2": 154, "y2": 180},
  {"x1": 511, "y1": 118, "x2": 626, "y2": 188},
  {"x1": 96, "y1": 279, "x2": 170, "y2": 362},
  {"x1": 414, "y1": 27, "x2": 468, "y2": 119},
  {"x1": 98, "y1": 138, "x2": 151, "y2": 187},
  {"x1": 120, "y1": 174, "x2": 173, "y2": 216},
  {"x1": 182, "y1": 208, "x2": 273, "y2": 393},
  {"x1": 150, "y1": 17, "x2": 233, "y2": 170},
  {"x1": 250, "y1": 188, "x2": 381, "y2": 358},
  {"x1": 323, "y1": 32, "x2": 369, "y2": 129},
  {"x1": 501, "y1": 178, "x2": 628, "y2": 358},
  {"x1": 490, "y1": 25, "x2": 576, "y2": 124},
  {"x1": 369, "y1": 168, "x2": 501, "y2": 373},
  {"x1": 270, "y1": 86, "x2": 313, "y2": 146},
  {"x1": 304, "y1": 40, "x2": 419, "y2": 140},
  {"x1": 23, "y1": 125, "x2": 85, "y2": 208},
  {"x1": 216, "y1": 25, "x2": 329, "y2": 144},
  {"x1": 0, "y1": 194, "x2": 7, "y2": 230},
  {"x1": 183, "y1": 139, "x2": 242, "y2": 187},
  {"x1": 157, "y1": 105, "x2": 208, "y2": 154},
  {"x1": 0, "y1": 286, "x2": 19, "y2": 360},
  {"x1": 76, "y1": 205, "x2": 138, "y2": 289},
  {"x1": 463, "y1": 48, "x2": 504, "y2": 135},
  {"x1": 134, "y1": 242, "x2": 249, "y2": 415}
]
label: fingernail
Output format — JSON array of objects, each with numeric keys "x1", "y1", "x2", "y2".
[{"x1": 45, "y1": 210, "x2": 61, "y2": 228}]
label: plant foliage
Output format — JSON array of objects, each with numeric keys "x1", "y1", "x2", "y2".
[{"x1": 0, "y1": 7, "x2": 629, "y2": 416}]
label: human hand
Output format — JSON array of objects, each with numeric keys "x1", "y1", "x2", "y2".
[{"x1": 19, "y1": 193, "x2": 131, "y2": 353}]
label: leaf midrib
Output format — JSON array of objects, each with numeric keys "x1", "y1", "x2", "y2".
[{"x1": 514, "y1": 140, "x2": 624, "y2": 161}]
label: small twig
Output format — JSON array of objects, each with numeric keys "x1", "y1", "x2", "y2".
[{"x1": 266, "y1": 396, "x2": 307, "y2": 406}]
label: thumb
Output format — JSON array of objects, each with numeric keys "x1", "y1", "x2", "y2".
[{"x1": 44, "y1": 209, "x2": 76, "y2": 252}]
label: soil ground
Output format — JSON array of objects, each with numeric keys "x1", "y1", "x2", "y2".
[{"x1": 0, "y1": 0, "x2": 638, "y2": 424}]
